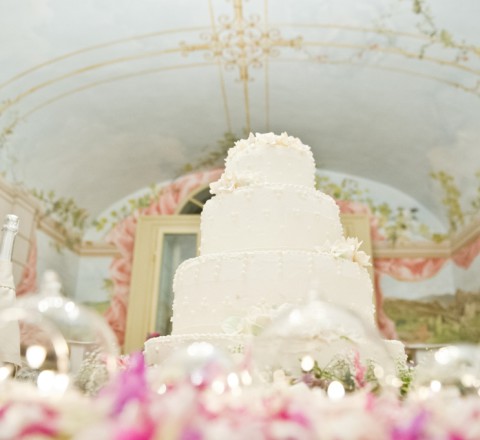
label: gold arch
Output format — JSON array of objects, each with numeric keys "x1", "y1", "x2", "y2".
[
  {"x1": 1, "y1": 19, "x2": 474, "y2": 93},
  {"x1": 0, "y1": 0, "x2": 479, "y2": 139},
  {"x1": 0, "y1": 27, "x2": 209, "y2": 91},
  {"x1": 11, "y1": 47, "x2": 479, "y2": 127},
  {"x1": 21, "y1": 62, "x2": 216, "y2": 120},
  {"x1": 0, "y1": 37, "x2": 476, "y2": 125},
  {"x1": 174, "y1": 183, "x2": 212, "y2": 215}
]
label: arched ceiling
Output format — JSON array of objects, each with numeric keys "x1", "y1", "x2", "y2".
[{"x1": 0, "y1": 0, "x2": 479, "y2": 225}]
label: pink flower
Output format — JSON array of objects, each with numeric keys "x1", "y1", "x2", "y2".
[
  {"x1": 353, "y1": 351, "x2": 366, "y2": 388},
  {"x1": 114, "y1": 420, "x2": 156, "y2": 440},
  {"x1": 0, "y1": 402, "x2": 59, "y2": 439},
  {"x1": 391, "y1": 411, "x2": 428, "y2": 440},
  {"x1": 106, "y1": 215, "x2": 138, "y2": 257},
  {"x1": 100, "y1": 352, "x2": 149, "y2": 417},
  {"x1": 109, "y1": 258, "x2": 132, "y2": 291},
  {"x1": 116, "y1": 354, "x2": 133, "y2": 370},
  {"x1": 104, "y1": 291, "x2": 128, "y2": 345}
]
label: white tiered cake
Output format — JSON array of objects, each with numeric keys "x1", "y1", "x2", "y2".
[{"x1": 145, "y1": 132, "x2": 403, "y2": 366}]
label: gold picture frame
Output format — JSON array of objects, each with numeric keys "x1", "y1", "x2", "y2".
[{"x1": 124, "y1": 215, "x2": 200, "y2": 353}]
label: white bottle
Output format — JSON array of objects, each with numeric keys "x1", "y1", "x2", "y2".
[
  {"x1": 0, "y1": 214, "x2": 19, "y2": 262},
  {"x1": 0, "y1": 214, "x2": 21, "y2": 369}
]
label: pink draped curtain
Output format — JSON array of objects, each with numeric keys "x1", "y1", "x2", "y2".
[
  {"x1": 452, "y1": 236, "x2": 480, "y2": 269},
  {"x1": 373, "y1": 257, "x2": 448, "y2": 339},
  {"x1": 372, "y1": 237, "x2": 480, "y2": 339}
]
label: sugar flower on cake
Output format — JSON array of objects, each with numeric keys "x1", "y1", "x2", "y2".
[
  {"x1": 252, "y1": 132, "x2": 309, "y2": 152},
  {"x1": 228, "y1": 132, "x2": 310, "y2": 158},
  {"x1": 210, "y1": 171, "x2": 265, "y2": 194},
  {"x1": 317, "y1": 238, "x2": 371, "y2": 268},
  {"x1": 222, "y1": 303, "x2": 293, "y2": 336}
]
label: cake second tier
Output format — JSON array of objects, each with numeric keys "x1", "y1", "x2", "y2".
[
  {"x1": 171, "y1": 250, "x2": 376, "y2": 335},
  {"x1": 200, "y1": 184, "x2": 343, "y2": 254}
]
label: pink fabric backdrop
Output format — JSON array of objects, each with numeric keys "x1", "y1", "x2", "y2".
[
  {"x1": 373, "y1": 257, "x2": 448, "y2": 339},
  {"x1": 452, "y1": 236, "x2": 480, "y2": 269}
]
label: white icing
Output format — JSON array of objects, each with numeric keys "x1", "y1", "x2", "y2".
[
  {"x1": 144, "y1": 332, "x2": 406, "y2": 374},
  {"x1": 144, "y1": 333, "x2": 249, "y2": 366},
  {"x1": 171, "y1": 250, "x2": 376, "y2": 335},
  {"x1": 221, "y1": 132, "x2": 316, "y2": 188},
  {"x1": 221, "y1": 303, "x2": 294, "y2": 336},
  {"x1": 145, "y1": 131, "x2": 405, "y2": 372},
  {"x1": 201, "y1": 184, "x2": 343, "y2": 254},
  {"x1": 228, "y1": 132, "x2": 311, "y2": 157}
]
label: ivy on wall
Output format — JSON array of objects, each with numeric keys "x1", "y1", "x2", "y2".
[
  {"x1": 93, "y1": 132, "x2": 239, "y2": 234},
  {"x1": 92, "y1": 184, "x2": 161, "y2": 233},
  {"x1": 410, "y1": 0, "x2": 473, "y2": 61},
  {"x1": 30, "y1": 189, "x2": 90, "y2": 252},
  {"x1": 430, "y1": 169, "x2": 480, "y2": 232},
  {"x1": 180, "y1": 132, "x2": 239, "y2": 175},
  {"x1": 0, "y1": 108, "x2": 19, "y2": 180},
  {"x1": 315, "y1": 176, "x2": 446, "y2": 244}
]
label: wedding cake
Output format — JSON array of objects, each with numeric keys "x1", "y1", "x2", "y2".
[{"x1": 145, "y1": 132, "x2": 404, "y2": 368}]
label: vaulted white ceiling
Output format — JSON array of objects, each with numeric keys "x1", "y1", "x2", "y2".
[{"x1": 1, "y1": 0, "x2": 479, "y2": 226}]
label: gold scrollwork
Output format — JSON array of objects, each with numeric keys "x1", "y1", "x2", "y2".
[{"x1": 180, "y1": 9, "x2": 302, "y2": 82}]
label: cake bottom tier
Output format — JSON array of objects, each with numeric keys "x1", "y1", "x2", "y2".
[
  {"x1": 144, "y1": 333, "x2": 406, "y2": 380},
  {"x1": 172, "y1": 250, "x2": 375, "y2": 335}
]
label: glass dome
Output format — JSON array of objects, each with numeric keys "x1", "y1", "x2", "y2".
[{"x1": 252, "y1": 299, "x2": 400, "y2": 396}]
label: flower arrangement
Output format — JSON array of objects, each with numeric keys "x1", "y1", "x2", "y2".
[
  {"x1": 291, "y1": 353, "x2": 381, "y2": 394},
  {"x1": 1, "y1": 352, "x2": 479, "y2": 439}
]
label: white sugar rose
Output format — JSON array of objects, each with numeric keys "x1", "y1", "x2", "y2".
[
  {"x1": 318, "y1": 238, "x2": 371, "y2": 268},
  {"x1": 210, "y1": 171, "x2": 265, "y2": 194}
]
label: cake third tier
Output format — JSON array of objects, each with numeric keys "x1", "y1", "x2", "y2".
[{"x1": 171, "y1": 249, "x2": 376, "y2": 335}]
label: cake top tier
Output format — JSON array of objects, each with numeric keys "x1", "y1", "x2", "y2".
[{"x1": 211, "y1": 132, "x2": 316, "y2": 194}]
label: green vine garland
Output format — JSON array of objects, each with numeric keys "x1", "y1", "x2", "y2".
[
  {"x1": 315, "y1": 175, "x2": 447, "y2": 243},
  {"x1": 180, "y1": 132, "x2": 239, "y2": 175},
  {"x1": 430, "y1": 170, "x2": 480, "y2": 232},
  {"x1": 30, "y1": 189, "x2": 90, "y2": 252}
]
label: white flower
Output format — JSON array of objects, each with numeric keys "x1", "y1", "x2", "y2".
[
  {"x1": 344, "y1": 237, "x2": 372, "y2": 267},
  {"x1": 221, "y1": 316, "x2": 244, "y2": 335},
  {"x1": 210, "y1": 173, "x2": 236, "y2": 195},
  {"x1": 210, "y1": 171, "x2": 265, "y2": 194},
  {"x1": 317, "y1": 238, "x2": 371, "y2": 268},
  {"x1": 353, "y1": 249, "x2": 371, "y2": 267},
  {"x1": 333, "y1": 239, "x2": 355, "y2": 260},
  {"x1": 222, "y1": 304, "x2": 293, "y2": 336}
]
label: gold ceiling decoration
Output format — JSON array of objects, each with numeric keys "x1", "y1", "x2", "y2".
[
  {"x1": 180, "y1": 0, "x2": 302, "y2": 82},
  {"x1": 179, "y1": 0, "x2": 302, "y2": 131},
  {"x1": 0, "y1": 0, "x2": 478, "y2": 139}
]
